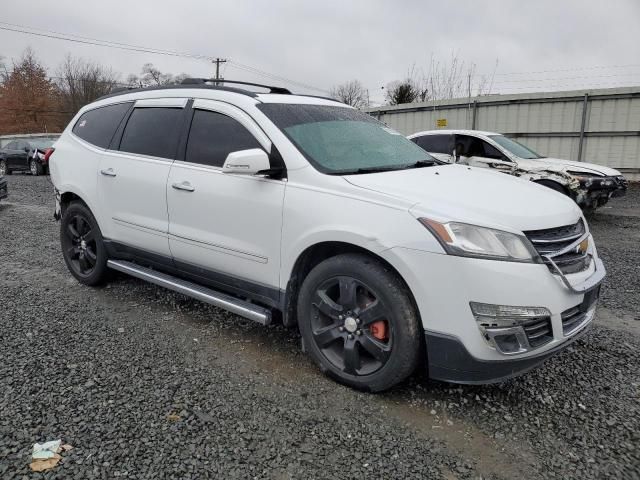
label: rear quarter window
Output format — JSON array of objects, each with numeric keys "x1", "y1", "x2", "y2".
[{"x1": 72, "y1": 102, "x2": 132, "y2": 148}]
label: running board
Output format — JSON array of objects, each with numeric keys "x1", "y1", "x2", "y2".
[{"x1": 106, "y1": 260, "x2": 272, "y2": 325}]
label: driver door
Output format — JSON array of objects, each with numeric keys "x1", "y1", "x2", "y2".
[{"x1": 454, "y1": 134, "x2": 514, "y2": 172}]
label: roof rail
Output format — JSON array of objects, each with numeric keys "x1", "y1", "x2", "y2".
[{"x1": 181, "y1": 78, "x2": 292, "y2": 94}]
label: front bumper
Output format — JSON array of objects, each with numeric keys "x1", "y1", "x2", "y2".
[
  {"x1": 576, "y1": 175, "x2": 627, "y2": 207},
  {"x1": 380, "y1": 245, "x2": 604, "y2": 383},
  {"x1": 425, "y1": 320, "x2": 592, "y2": 384}
]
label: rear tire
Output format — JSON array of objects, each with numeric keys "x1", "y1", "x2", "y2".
[
  {"x1": 297, "y1": 253, "x2": 421, "y2": 392},
  {"x1": 0, "y1": 160, "x2": 10, "y2": 175},
  {"x1": 60, "y1": 201, "x2": 110, "y2": 286}
]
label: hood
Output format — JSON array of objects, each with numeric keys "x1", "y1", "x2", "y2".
[
  {"x1": 345, "y1": 164, "x2": 582, "y2": 233},
  {"x1": 515, "y1": 157, "x2": 621, "y2": 177}
]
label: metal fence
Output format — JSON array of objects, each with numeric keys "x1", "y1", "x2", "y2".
[{"x1": 366, "y1": 87, "x2": 640, "y2": 179}]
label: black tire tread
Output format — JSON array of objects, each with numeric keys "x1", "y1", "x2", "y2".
[
  {"x1": 60, "y1": 201, "x2": 110, "y2": 286},
  {"x1": 298, "y1": 253, "x2": 421, "y2": 392}
]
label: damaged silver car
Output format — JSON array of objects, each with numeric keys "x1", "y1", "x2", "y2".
[{"x1": 409, "y1": 129, "x2": 627, "y2": 212}]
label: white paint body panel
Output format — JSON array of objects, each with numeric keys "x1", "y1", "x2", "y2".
[{"x1": 97, "y1": 150, "x2": 172, "y2": 255}]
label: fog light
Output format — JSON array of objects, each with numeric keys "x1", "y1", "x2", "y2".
[{"x1": 469, "y1": 302, "x2": 552, "y2": 355}]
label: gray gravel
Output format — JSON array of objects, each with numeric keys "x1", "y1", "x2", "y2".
[{"x1": 0, "y1": 174, "x2": 639, "y2": 479}]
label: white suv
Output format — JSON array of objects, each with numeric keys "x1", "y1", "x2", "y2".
[{"x1": 50, "y1": 80, "x2": 605, "y2": 391}]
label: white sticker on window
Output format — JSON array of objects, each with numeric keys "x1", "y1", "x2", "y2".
[{"x1": 79, "y1": 120, "x2": 86, "y2": 127}]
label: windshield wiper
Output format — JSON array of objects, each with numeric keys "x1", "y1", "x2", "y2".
[{"x1": 337, "y1": 165, "x2": 405, "y2": 175}]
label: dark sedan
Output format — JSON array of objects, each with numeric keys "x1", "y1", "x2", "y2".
[{"x1": 0, "y1": 138, "x2": 56, "y2": 176}]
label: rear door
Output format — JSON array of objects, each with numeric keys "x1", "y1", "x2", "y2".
[
  {"x1": 6, "y1": 141, "x2": 25, "y2": 170},
  {"x1": 412, "y1": 134, "x2": 454, "y2": 162},
  {"x1": 454, "y1": 134, "x2": 514, "y2": 171},
  {"x1": 166, "y1": 99, "x2": 285, "y2": 305},
  {"x1": 97, "y1": 98, "x2": 189, "y2": 259}
]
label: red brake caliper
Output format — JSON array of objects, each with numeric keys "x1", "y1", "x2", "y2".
[{"x1": 370, "y1": 320, "x2": 388, "y2": 341}]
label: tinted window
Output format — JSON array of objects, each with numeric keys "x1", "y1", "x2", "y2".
[
  {"x1": 414, "y1": 134, "x2": 452, "y2": 154},
  {"x1": 185, "y1": 109, "x2": 261, "y2": 167},
  {"x1": 455, "y1": 135, "x2": 505, "y2": 160},
  {"x1": 119, "y1": 107, "x2": 184, "y2": 159},
  {"x1": 72, "y1": 102, "x2": 132, "y2": 148},
  {"x1": 5, "y1": 141, "x2": 17, "y2": 149}
]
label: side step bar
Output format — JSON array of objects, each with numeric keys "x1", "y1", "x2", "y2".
[{"x1": 107, "y1": 260, "x2": 272, "y2": 325}]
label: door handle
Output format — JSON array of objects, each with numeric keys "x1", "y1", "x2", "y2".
[
  {"x1": 100, "y1": 168, "x2": 116, "y2": 177},
  {"x1": 171, "y1": 181, "x2": 195, "y2": 192}
]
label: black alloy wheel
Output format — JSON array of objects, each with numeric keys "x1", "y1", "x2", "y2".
[
  {"x1": 298, "y1": 253, "x2": 421, "y2": 392},
  {"x1": 60, "y1": 202, "x2": 109, "y2": 286},
  {"x1": 310, "y1": 276, "x2": 393, "y2": 376},
  {"x1": 63, "y1": 213, "x2": 98, "y2": 276}
]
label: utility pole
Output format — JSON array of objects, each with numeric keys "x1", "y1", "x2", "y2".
[{"x1": 213, "y1": 58, "x2": 227, "y2": 85}]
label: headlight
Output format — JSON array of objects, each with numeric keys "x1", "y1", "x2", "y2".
[{"x1": 419, "y1": 218, "x2": 540, "y2": 263}]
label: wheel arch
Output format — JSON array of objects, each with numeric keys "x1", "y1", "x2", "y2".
[
  {"x1": 58, "y1": 186, "x2": 101, "y2": 226},
  {"x1": 281, "y1": 240, "x2": 420, "y2": 329}
]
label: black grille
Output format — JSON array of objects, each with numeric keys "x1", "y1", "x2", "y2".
[
  {"x1": 522, "y1": 317, "x2": 553, "y2": 348},
  {"x1": 561, "y1": 287, "x2": 600, "y2": 335},
  {"x1": 524, "y1": 220, "x2": 591, "y2": 274}
]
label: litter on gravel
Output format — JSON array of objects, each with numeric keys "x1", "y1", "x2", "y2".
[{"x1": 30, "y1": 440, "x2": 73, "y2": 472}]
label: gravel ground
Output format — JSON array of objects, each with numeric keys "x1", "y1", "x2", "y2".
[{"x1": 0, "y1": 174, "x2": 639, "y2": 480}]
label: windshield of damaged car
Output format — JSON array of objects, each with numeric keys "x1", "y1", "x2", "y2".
[
  {"x1": 489, "y1": 135, "x2": 544, "y2": 160},
  {"x1": 257, "y1": 104, "x2": 439, "y2": 174}
]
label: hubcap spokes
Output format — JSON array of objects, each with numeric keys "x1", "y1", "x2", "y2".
[
  {"x1": 64, "y1": 215, "x2": 97, "y2": 275},
  {"x1": 311, "y1": 276, "x2": 392, "y2": 376}
]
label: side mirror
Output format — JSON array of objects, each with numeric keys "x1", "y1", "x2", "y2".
[{"x1": 222, "y1": 149, "x2": 270, "y2": 175}]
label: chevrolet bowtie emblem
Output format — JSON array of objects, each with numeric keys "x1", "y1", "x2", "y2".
[{"x1": 577, "y1": 238, "x2": 589, "y2": 254}]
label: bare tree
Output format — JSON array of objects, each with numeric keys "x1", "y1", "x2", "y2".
[
  {"x1": 55, "y1": 54, "x2": 120, "y2": 115},
  {"x1": 330, "y1": 80, "x2": 369, "y2": 109},
  {"x1": 124, "y1": 63, "x2": 190, "y2": 87},
  {"x1": 426, "y1": 53, "x2": 498, "y2": 100}
]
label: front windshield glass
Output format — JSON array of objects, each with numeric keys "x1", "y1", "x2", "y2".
[
  {"x1": 257, "y1": 104, "x2": 438, "y2": 174},
  {"x1": 489, "y1": 135, "x2": 543, "y2": 159}
]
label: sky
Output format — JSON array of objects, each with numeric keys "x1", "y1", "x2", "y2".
[{"x1": 1, "y1": 0, "x2": 639, "y2": 105}]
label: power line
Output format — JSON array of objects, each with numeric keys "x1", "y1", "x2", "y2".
[
  {"x1": 0, "y1": 22, "x2": 213, "y2": 60},
  {"x1": 481, "y1": 63, "x2": 640, "y2": 78},
  {"x1": 0, "y1": 21, "x2": 329, "y2": 93}
]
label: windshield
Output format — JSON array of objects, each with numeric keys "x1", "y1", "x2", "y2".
[
  {"x1": 489, "y1": 135, "x2": 543, "y2": 159},
  {"x1": 257, "y1": 104, "x2": 438, "y2": 174},
  {"x1": 29, "y1": 139, "x2": 55, "y2": 149}
]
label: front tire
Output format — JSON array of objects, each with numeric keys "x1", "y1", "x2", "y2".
[
  {"x1": 297, "y1": 253, "x2": 421, "y2": 392},
  {"x1": 30, "y1": 160, "x2": 43, "y2": 176},
  {"x1": 0, "y1": 160, "x2": 10, "y2": 175},
  {"x1": 60, "y1": 201, "x2": 110, "y2": 286}
]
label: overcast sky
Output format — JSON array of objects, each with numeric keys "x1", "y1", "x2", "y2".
[{"x1": 2, "y1": 0, "x2": 639, "y2": 104}]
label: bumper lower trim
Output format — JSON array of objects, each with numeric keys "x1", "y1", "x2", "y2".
[{"x1": 425, "y1": 324, "x2": 591, "y2": 384}]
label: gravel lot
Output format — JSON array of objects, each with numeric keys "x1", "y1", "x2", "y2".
[{"x1": 1, "y1": 174, "x2": 639, "y2": 480}]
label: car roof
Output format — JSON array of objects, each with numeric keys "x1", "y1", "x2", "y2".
[
  {"x1": 407, "y1": 129, "x2": 501, "y2": 138},
  {"x1": 92, "y1": 83, "x2": 346, "y2": 111}
]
